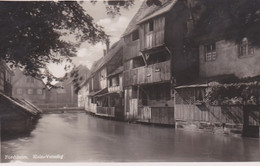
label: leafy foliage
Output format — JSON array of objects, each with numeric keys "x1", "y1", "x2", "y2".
[
  {"x1": 205, "y1": 82, "x2": 259, "y2": 105},
  {"x1": 192, "y1": 0, "x2": 260, "y2": 47},
  {"x1": 0, "y1": 1, "x2": 108, "y2": 87},
  {"x1": 104, "y1": 0, "x2": 135, "y2": 18}
]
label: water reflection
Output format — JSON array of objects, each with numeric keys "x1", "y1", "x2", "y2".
[{"x1": 1, "y1": 112, "x2": 260, "y2": 162}]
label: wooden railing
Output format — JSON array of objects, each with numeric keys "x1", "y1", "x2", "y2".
[
  {"x1": 123, "y1": 60, "x2": 171, "y2": 86},
  {"x1": 37, "y1": 103, "x2": 78, "y2": 109},
  {"x1": 96, "y1": 106, "x2": 115, "y2": 117}
]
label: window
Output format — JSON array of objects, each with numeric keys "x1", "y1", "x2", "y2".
[
  {"x1": 109, "y1": 78, "x2": 112, "y2": 87},
  {"x1": 37, "y1": 89, "x2": 43, "y2": 95},
  {"x1": 0, "y1": 71, "x2": 4, "y2": 91},
  {"x1": 132, "y1": 30, "x2": 139, "y2": 41},
  {"x1": 5, "y1": 71, "x2": 11, "y2": 83},
  {"x1": 195, "y1": 88, "x2": 205, "y2": 102},
  {"x1": 57, "y1": 88, "x2": 66, "y2": 94},
  {"x1": 27, "y1": 88, "x2": 33, "y2": 95},
  {"x1": 99, "y1": 70, "x2": 106, "y2": 81},
  {"x1": 111, "y1": 76, "x2": 119, "y2": 86},
  {"x1": 148, "y1": 20, "x2": 154, "y2": 32},
  {"x1": 204, "y1": 43, "x2": 217, "y2": 61},
  {"x1": 133, "y1": 57, "x2": 145, "y2": 68},
  {"x1": 239, "y1": 37, "x2": 254, "y2": 57},
  {"x1": 17, "y1": 88, "x2": 23, "y2": 95},
  {"x1": 26, "y1": 77, "x2": 34, "y2": 83}
]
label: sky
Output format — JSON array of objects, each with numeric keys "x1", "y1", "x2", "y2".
[{"x1": 48, "y1": 0, "x2": 143, "y2": 78}]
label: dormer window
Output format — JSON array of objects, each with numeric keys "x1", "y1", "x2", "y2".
[
  {"x1": 204, "y1": 43, "x2": 217, "y2": 61},
  {"x1": 148, "y1": 20, "x2": 154, "y2": 31},
  {"x1": 132, "y1": 30, "x2": 139, "y2": 41},
  {"x1": 239, "y1": 37, "x2": 254, "y2": 57}
]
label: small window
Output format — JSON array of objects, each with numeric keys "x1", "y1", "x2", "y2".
[
  {"x1": 109, "y1": 78, "x2": 112, "y2": 87},
  {"x1": 148, "y1": 21, "x2": 154, "y2": 32},
  {"x1": 195, "y1": 88, "x2": 205, "y2": 102},
  {"x1": 17, "y1": 88, "x2": 23, "y2": 95},
  {"x1": 26, "y1": 77, "x2": 34, "y2": 83},
  {"x1": 27, "y1": 88, "x2": 33, "y2": 95},
  {"x1": 239, "y1": 37, "x2": 254, "y2": 57},
  {"x1": 37, "y1": 89, "x2": 43, "y2": 95},
  {"x1": 204, "y1": 43, "x2": 217, "y2": 61},
  {"x1": 132, "y1": 30, "x2": 139, "y2": 41}
]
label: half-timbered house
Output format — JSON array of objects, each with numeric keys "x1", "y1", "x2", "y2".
[
  {"x1": 122, "y1": 0, "x2": 200, "y2": 125},
  {"x1": 12, "y1": 68, "x2": 48, "y2": 107},
  {"x1": 84, "y1": 40, "x2": 124, "y2": 119}
]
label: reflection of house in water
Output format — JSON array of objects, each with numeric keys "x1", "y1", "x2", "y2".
[
  {"x1": 46, "y1": 65, "x2": 89, "y2": 108},
  {"x1": 12, "y1": 68, "x2": 47, "y2": 107}
]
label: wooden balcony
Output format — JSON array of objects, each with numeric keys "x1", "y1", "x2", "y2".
[
  {"x1": 123, "y1": 60, "x2": 171, "y2": 86},
  {"x1": 96, "y1": 106, "x2": 115, "y2": 117},
  {"x1": 140, "y1": 17, "x2": 165, "y2": 51}
]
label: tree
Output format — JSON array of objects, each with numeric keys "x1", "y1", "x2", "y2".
[
  {"x1": 192, "y1": 0, "x2": 260, "y2": 46},
  {"x1": 0, "y1": 1, "x2": 137, "y2": 88},
  {"x1": 0, "y1": 1, "x2": 108, "y2": 87}
]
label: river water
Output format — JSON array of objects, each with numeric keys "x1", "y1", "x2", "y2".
[{"x1": 1, "y1": 112, "x2": 260, "y2": 162}]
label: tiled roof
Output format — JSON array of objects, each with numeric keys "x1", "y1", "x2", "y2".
[
  {"x1": 89, "y1": 39, "x2": 124, "y2": 77},
  {"x1": 107, "y1": 66, "x2": 123, "y2": 78},
  {"x1": 80, "y1": 39, "x2": 124, "y2": 86},
  {"x1": 137, "y1": 0, "x2": 177, "y2": 24},
  {"x1": 0, "y1": 92, "x2": 41, "y2": 116},
  {"x1": 62, "y1": 64, "x2": 89, "y2": 86},
  {"x1": 122, "y1": 0, "x2": 177, "y2": 37}
]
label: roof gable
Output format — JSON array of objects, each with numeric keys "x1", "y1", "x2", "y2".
[
  {"x1": 122, "y1": 0, "x2": 178, "y2": 37},
  {"x1": 89, "y1": 39, "x2": 124, "y2": 76}
]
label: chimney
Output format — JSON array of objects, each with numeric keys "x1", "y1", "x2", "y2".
[
  {"x1": 103, "y1": 39, "x2": 110, "y2": 57},
  {"x1": 103, "y1": 49, "x2": 106, "y2": 57},
  {"x1": 106, "y1": 39, "x2": 110, "y2": 53}
]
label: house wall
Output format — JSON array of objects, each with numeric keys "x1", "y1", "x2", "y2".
[
  {"x1": 78, "y1": 86, "x2": 87, "y2": 108},
  {"x1": 123, "y1": 1, "x2": 197, "y2": 123},
  {"x1": 92, "y1": 68, "x2": 107, "y2": 91},
  {"x1": 82, "y1": 82, "x2": 96, "y2": 113},
  {"x1": 199, "y1": 40, "x2": 260, "y2": 78},
  {"x1": 138, "y1": 106, "x2": 174, "y2": 125},
  {"x1": 123, "y1": 60, "x2": 171, "y2": 86},
  {"x1": 173, "y1": 87, "x2": 253, "y2": 135},
  {"x1": 139, "y1": 16, "x2": 165, "y2": 50},
  {"x1": 0, "y1": 66, "x2": 4, "y2": 92},
  {"x1": 0, "y1": 63, "x2": 13, "y2": 96},
  {"x1": 123, "y1": 33, "x2": 140, "y2": 61},
  {"x1": 12, "y1": 75, "x2": 47, "y2": 105},
  {"x1": 124, "y1": 86, "x2": 138, "y2": 120}
]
